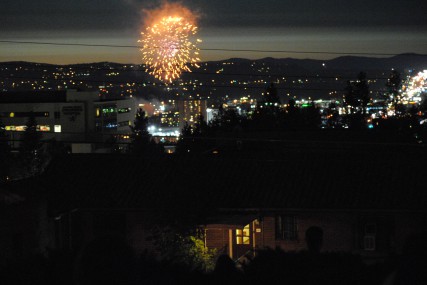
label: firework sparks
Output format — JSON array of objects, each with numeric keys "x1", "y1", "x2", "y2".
[{"x1": 139, "y1": 3, "x2": 201, "y2": 83}]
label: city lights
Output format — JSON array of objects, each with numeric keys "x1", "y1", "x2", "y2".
[{"x1": 402, "y1": 70, "x2": 427, "y2": 103}]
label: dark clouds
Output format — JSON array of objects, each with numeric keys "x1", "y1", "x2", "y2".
[
  {"x1": 1, "y1": 0, "x2": 427, "y2": 32},
  {"x1": 192, "y1": 0, "x2": 427, "y2": 28},
  {"x1": 0, "y1": 0, "x2": 138, "y2": 31}
]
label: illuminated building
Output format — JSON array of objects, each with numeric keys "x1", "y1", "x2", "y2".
[
  {"x1": 178, "y1": 99, "x2": 207, "y2": 129},
  {"x1": 206, "y1": 108, "x2": 219, "y2": 123},
  {"x1": 0, "y1": 90, "x2": 136, "y2": 151}
]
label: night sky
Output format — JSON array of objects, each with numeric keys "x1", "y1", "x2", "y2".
[{"x1": 1, "y1": 0, "x2": 426, "y2": 64}]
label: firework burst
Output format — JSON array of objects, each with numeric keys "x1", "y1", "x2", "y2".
[{"x1": 139, "y1": 3, "x2": 201, "y2": 83}]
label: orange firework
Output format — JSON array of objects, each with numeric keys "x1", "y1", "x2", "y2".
[{"x1": 139, "y1": 3, "x2": 201, "y2": 83}]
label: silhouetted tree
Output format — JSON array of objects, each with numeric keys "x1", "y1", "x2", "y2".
[
  {"x1": 302, "y1": 102, "x2": 322, "y2": 129},
  {"x1": 343, "y1": 72, "x2": 371, "y2": 129},
  {"x1": 176, "y1": 122, "x2": 194, "y2": 154},
  {"x1": 282, "y1": 98, "x2": 301, "y2": 130},
  {"x1": 325, "y1": 102, "x2": 341, "y2": 128},
  {"x1": 344, "y1": 80, "x2": 359, "y2": 113},
  {"x1": 21, "y1": 114, "x2": 42, "y2": 174},
  {"x1": 182, "y1": 121, "x2": 193, "y2": 136},
  {"x1": 210, "y1": 107, "x2": 244, "y2": 133},
  {"x1": 344, "y1": 72, "x2": 370, "y2": 115},
  {"x1": 355, "y1": 72, "x2": 370, "y2": 115},
  {"x1": 264, "y1": 82, "x2": 280, "y2": 105},
  {"x1": 251, "y1": 105, "x2": 280, "y2": 131},
  {"x1": 21, "y1": 114, "x2": 42, "y2": 154},
  {"x1": 0, "y1": 118, "x2": 11, "y2": 182},
  {"x1": 288, "y1": 98, "x2": 297, "y2": 112},
  {"x1": 282, "y1": 100, "x2": 321, "y2": 130},
  {"x1": 105, "y1": 135, "x2": 121, "y2": 153},
  {"x1": 129, "y1": 108, "x2": 151, "y2": 154},
  {"x1": 176, "y1": 114, "x2": 216, "y2": 154},
  {"x1": 193, "y1": 114, "x2": 209, "y2": 137},
  {"x1": 420, "y1": 98, "x2": 427, "y2": 119},
  {"x1": 386, "y1": 69, "x2": 402, "y2": 110}
]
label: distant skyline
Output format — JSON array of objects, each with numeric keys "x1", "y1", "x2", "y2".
[{"x1": 1, "y1": 0, "x2": 426, "y2": 64}]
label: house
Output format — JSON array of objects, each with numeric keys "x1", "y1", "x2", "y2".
[{"x1": 3, "y1": 143, "x2": 427, "y2": 263}]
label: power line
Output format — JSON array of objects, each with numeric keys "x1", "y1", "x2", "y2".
[{"x1": 1, "y1": 40, "x2": 426, "y2": 57}]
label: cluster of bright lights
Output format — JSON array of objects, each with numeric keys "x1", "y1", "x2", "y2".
[
  {"x1": 139, "y1": 16, "x2": 201, "y2": 83},
  {"x1": 402, "y1": 70, "x2": 427, "y2": 103},
  {"x1": 148, "y1": 125, "x2": 180, "y2": 137}
]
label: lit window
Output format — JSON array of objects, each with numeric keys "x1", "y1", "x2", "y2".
[
  {"x1": 117, "y1": 108, "x2": 131, "y2": 113},
  {"x1": 8, "y1": 126, "x2": 26, "y2": 132},
  {"x1": 236, "y1": 224, "x2": 250, "y2": 245},
  {"x1": 38, "y1": 125, "x2": 50, "y2": 132},
  {"x1": 54, "y1": 125, "x2": 62, "y2": 133}
]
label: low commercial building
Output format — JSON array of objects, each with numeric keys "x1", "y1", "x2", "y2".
[{"x1": 0, "y1": 90, "x2": 136, "y2": 151}]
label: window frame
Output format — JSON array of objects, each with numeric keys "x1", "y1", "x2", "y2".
[
  {"x1": 236, "y1": 224, "x2": 251, "y2": 245},
  {"x1": 363, "y1": 222, "x2": 377, "y2": 251},
  {"x1": 275, "y1": 215, "x2": 298, "y2": 241}
]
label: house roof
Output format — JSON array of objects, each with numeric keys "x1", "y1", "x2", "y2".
[{"x1": 29, "y1": 145, "x2": 427, "y2": 214}]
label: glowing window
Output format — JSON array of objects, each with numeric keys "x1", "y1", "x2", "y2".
[
  {"x1": 38, "y1": 125, "x2": 50, "y2": 132},
  {"x1": 5, "y1": 125, "x2": 26, "y2": 131},
  {"x1": 117, "y1": 108, "x2": 131, "y2": 113},
  {"x1": 54, "y1": 125, "x2": 62, "y2": 133},
  {"x1": 236, "y1": 224, "x2": 250, "y2": 245}
]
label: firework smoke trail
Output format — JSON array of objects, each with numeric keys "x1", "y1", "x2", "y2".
[{"x1": 139, "y1": 2, "x2": 201, "y2": 83}]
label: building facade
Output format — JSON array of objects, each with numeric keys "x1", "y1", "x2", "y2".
[
  {"x1": 0, "y1": 90, "x2": 136, "y2": 151},
  {"x1": 178, "y1": 99, "x2": 207, "y2": 129},
  {"x1": 205, "y1": 210, "x2": 425, "y2": 261}
]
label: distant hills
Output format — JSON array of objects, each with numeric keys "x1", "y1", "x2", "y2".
[
  {"x1": 3, "y1": 53, "x2": 426, "y2": 72},
  {"x1": 205, "y1": 53, "x2": 427, "y2": 73},
  {"x1": 1, "y1": 54, "x2": 426, "y2": 100}
]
